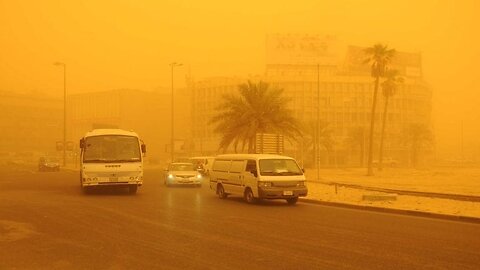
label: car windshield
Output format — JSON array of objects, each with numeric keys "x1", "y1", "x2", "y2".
[
  {"x1": 259, "y1": 159, "x2": 303, "y2": 176},
  {"x1": 169, "y1": 163, "x2": 195, "y2": 171},
  {"x1": 83, "y1": 135, "x2": 141, "y2": 163},
  {"x1": 45, "y1": 157, "x2": 59, "y2": 163}
]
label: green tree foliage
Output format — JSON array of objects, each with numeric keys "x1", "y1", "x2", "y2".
[{"x1": 210, "y1": 81, "x2": 302, "y2": 153}]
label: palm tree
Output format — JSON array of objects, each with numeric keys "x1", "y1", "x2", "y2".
[
  {"x1": 302, "y1": 120, "x2": 334, "y2": 167},
  {"x1": 378, "y1": 69, "x2": 403, "y2": 171},
  {"x1": 210, "y1": 80, "x2": 302, "y2": 153},
  {"x1": 346, "y1": 126, "x2": 366, "y2": 167},
  {"x1": 401, "y1": 124, "x2": 434, "y2": 167},
  {"x1": 364, "y1": 43, "x2": 396, "y2": 176}
]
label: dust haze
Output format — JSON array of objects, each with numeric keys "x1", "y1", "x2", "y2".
[{"x1": 1, "y1": 0, "x2": 479, "y2": 168}]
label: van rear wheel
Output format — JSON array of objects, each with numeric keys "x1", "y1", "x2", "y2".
[{"x1": 217, "y1": 184, "x2": 227, "y2": 199}]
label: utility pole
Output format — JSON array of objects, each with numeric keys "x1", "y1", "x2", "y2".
[
  {"x1": 316, "y1": 63, "x2": 320, "y2": 181},
  {"x1": 170, "y1": 62, "x2": 182, "y2": 163},
  {"x1": 54, "y1": 62, "x2": 66, "y2": 167}
]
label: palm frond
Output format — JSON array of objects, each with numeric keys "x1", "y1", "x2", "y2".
[{"x1": 210, "y1": 80, "x2": 302, "y2": 152}]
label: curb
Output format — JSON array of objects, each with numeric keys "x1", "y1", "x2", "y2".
[
  {"x1": 309, "y1": 180, "x2": 480, "y2": 202},
  {"x1": 299, "y1": 198, "x2": 480, "y2": 224}
]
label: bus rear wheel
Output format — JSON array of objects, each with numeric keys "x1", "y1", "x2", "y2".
[{"x1": 81, "y1": 186, "x2": 91, "y2": 195}]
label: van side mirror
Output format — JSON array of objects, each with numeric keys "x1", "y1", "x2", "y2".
[
  {"x1": 250, "y1": 170, "x2": 258, "y2": 177},
  {"x1": 79, "y1": 138, "x2": 85, "y2": 149},
  {"x1": 141, "y1": 144, "x2": 146, "y2": 153}
]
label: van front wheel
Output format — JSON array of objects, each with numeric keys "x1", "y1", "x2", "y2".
[
  {"x1": 217, "y1": 184, "x2": 227, "y2": 199},
  {"x1": 244, "y1": 188, "x2": 257, "y2": 204}
]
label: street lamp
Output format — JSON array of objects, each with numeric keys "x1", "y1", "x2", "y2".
[
  {"x1": 170, "y1": 62, "x2": 182, "y2": 163},
  {"x1": 316, "y1": 63, "x2": 320, "y2": 181},
  {"x1": 54, "y1": 62, "x2": 67, "y2": 167}
]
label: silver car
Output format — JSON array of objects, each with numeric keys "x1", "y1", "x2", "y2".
[{"x1": 164, "y1": 162, "x2": 203, "y2": 187}]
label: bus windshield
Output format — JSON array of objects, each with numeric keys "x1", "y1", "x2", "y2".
[{"x1": 83, "y1": 135, "x2": 141, "y2": 163}]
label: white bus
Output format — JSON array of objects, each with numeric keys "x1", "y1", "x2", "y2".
[
  {"x1": 210, "y1": 154, "x2": 307, "y2": 205},
  {"x1": 79, "y1": 129, "x2": 146, "y2": 194}
]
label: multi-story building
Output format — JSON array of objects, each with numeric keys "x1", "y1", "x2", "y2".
[
  {"x1": 189, "y1": 34, "x2": 432, "y2": 167},
  {"x1": 0, "y1": 91, "x2": 63, "y2": 161}
]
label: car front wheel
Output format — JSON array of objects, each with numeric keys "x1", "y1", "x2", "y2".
[{"x1": 286, "y1": 197, "x2": 298, "y2": 205}]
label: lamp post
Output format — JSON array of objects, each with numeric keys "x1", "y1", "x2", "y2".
[
  {"x1": 54, "y1": 62, "x2": 66, "y2": 167},
  {"x1": 170, "y1": 62, "x2": 182, "y2": 163},
  {"x1": 316, "y1": 63, "x2": 320, "y2": 181}
]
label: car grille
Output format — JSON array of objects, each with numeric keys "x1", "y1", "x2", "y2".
[{"x1": 176, "y1": 175, "x2": 195, "y2": 179}]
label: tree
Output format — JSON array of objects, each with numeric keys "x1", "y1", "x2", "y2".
[
  {"x1": 302, "y1": 120, "x2": 334, "y2": 167},
  {"x1": 378, "y1": 69, "x2": 403, "y2": 171},
  {"x1": 210, "y1": 80, "x2": 302, "y2": 153},
  {"x1": 364, "y1": 43, "x2": 396, "y2": 176},
  {"x1": 346, "y1": 126, "x2": 367, "y2": 167},
  {"x1": 401, "y1": 124, "x2": 434, "y2": 168}
]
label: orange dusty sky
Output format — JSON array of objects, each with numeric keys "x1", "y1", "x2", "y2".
[{"x1": 0, "y1": 0, "x2": 479, "y2": 157}]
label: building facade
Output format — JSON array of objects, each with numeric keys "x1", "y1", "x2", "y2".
[
  {"x1": 189, "y1": 34, "x2": 432, "y2": 167},
  {"x1": 0, "y1": 91, "x2": 63, "y2": 162}
]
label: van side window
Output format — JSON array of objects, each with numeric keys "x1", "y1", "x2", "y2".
[
  {"x1": 212, "y1": 160, "x2": 231, "y2": 172},
  {"x1": 246, "y1": 160, "x2": 257, "y2": 176},
  {"x1": 230, "y1": 160, "x2": 245, "y2": 173}
]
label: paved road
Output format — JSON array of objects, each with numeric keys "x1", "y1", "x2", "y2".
[{"x1": 1, "y1": 166, "x2": 480, "y2": 269}]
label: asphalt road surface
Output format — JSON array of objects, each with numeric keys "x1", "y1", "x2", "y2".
[{"x1": 1, "y1": 165, "x2": 480, "y2": 270}]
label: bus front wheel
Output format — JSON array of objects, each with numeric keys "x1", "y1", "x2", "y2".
[{"x1": 128, "y1": 185, "x2": 138, "y2": 194}]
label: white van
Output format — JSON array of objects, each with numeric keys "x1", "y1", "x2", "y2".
[
  {"x1": 209, "y1": 154, "x2": 307, "y2": 205},
  {"x1": 79, "y1": 129, "x2": 146, "y2": 194}
]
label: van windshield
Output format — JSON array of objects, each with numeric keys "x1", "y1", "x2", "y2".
[
  {"x1": 83, "y1": 135, "x2": 141, "y2": 163},
  {"x1": 259, "y1": 159, "x2": 303, "y2": 176}
]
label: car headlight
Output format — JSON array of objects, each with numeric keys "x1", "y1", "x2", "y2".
[
  {"x1": 196, "y1": 174, "x2": 202, "y2": 179},
  {"x1": 258, "y1": 181, "x2": 272, "y2": 187},
  {"x1": 168, "y1": 174, "x2": 174, "y2": 179},
  {"x1": 296, "y1": 181, "x2": 305, "y2": 187}
]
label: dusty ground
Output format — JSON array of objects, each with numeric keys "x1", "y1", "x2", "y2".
[{"x1": 304, "y1": 167, "x2": 480, "y2": 218}]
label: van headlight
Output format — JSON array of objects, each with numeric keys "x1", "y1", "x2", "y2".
[
  {"x1": 196, "y1": 174, "x2": 202, "y2": 179},
  {"x1": 258, "y1": 181, "x2": 272, "y2": 187}
]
